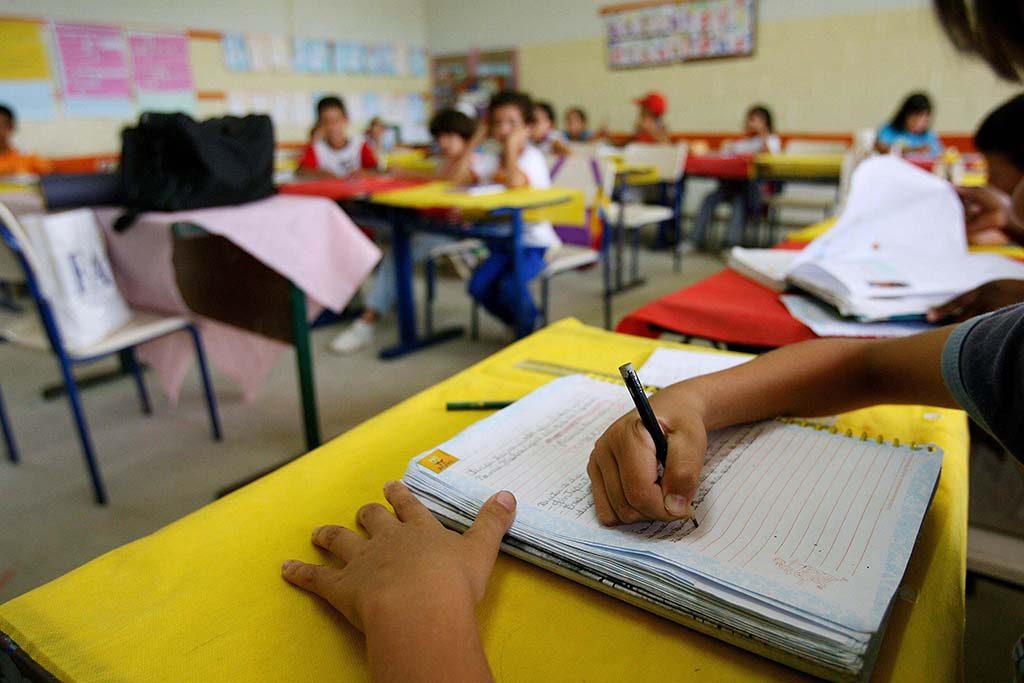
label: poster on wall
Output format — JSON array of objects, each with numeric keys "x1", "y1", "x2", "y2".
[
  {"x1": 293, "y1": 38, "x2": 331, "y2": 74},
  {"x1": 0, "y1": 19, "x2": 57, "y2": 121},
  {"x1": 602, "y1": 0, "x2": 756, "y2": 70},
  {"x1": 408, "y1": 47, "x2": 428, "y2": 78},
  {"x1": 129, "y1": 32, "x2": 196, "y2": 114},
  {"x1": 333, "y1": 42, "x2": 367, "y2": 75},
  {"x1": 54, "y1": 23, "x2": 135, "y2": 118},
  {"x1": 249, "y1": 35, "x2": 290, "y2": 72},
  {"x1": 222, "y1": 32, "x2": 251, "y2": 72}
]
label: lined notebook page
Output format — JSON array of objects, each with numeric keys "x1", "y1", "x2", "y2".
[
  {"x1": 411, "y1": 375, "x2": 941, "y2": 632},
  {"x1": 637, "y1": 348, "x2": 750, "y2": 388}
]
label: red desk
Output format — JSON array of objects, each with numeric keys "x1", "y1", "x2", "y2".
[
  {"x1": 684, "y1": 154, "x2": 752, "y2": 180},
  {"x1": 278, "y1": 176, "x2": 427, "y2": 201},
  {"x1": 616, "y1": 268, "x2": 816, "y2": 348}
]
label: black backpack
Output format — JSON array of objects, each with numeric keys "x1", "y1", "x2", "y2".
[{"x1": 114, "y1": 112, "x2": 276, "y2": 232}]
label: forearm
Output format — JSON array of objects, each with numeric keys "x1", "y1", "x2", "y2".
[
  {"x1": 651, "y1": 329, "x2": 959, "y2": 431},
  {"x1": 364, "y1": 587, "x2": 491, "y2": 683},
  {"x1": 502, "y1": 153, "x2": 528, "y2": 188}
]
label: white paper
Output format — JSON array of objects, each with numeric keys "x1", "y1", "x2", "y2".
[
  {"x1": 780, "y1": 294, "x2": 932, "y2": 338},
  {"x1": 637, "y1": 347, "x2": 750, "y2": 388},
  {"x1": 727, "y1": 247, "x2": 797, "y2": 291}
]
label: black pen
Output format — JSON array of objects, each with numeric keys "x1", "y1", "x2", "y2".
[
  {"x1": 618, "y1": 362, "x2": 698, "y2": 528},
  {"x1": 619, "y1": 362, "x2": 668, "y2": 466}
]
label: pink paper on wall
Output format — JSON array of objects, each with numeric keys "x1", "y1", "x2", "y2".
[
  {"x1": 54, "y1": 23, "x2": 132, "y2": 99},
  {"x1": 129, "y1": 32, "x2": 194, "y2": 93}
]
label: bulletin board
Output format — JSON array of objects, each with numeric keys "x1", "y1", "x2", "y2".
[
  {"x1": 0, "y1": 15, "x2": 432, "y2": 150},
  {"x1": 600, "y1": 0, "x2": 757, "y2": 70},
  {"x1": 431, "y1": 49, "x2": 517, "y2": 115}
]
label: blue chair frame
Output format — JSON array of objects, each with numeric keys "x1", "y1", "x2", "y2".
[{"x1": 0, "y1": 219, "x2": 222, "y2": 505}]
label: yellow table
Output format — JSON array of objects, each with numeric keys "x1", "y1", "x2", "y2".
[
  {"x1": 0, "y1": 319, "x2": 967, "y2": 682},
  {"x1": 753, "y1": 153, "x2": 845, "y2": 181},
  {"x1": 382, "y1": 149, "x2": 438, "y2": 175}
]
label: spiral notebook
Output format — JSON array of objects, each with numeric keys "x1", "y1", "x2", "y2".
[{"x1": 403, "y1": 363, "x2": 943, "y2": 682}]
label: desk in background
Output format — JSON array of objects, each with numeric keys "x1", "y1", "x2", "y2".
[
  {"x1": 0, "y1": 319, "x2": 967, "y2": 682},
  {"x1": 369, "y1": 182, "x2": 583, "y2": 356}
]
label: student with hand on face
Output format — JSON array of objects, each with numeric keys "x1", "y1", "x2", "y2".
[
  {"x1": 874, "y1": 92, "x2": 943, "y2": 156},
  {"x1": 928, "y1": 93, "x2": 1024, "y2": 323},
  {"x1": 296, "y1": 96, "x2": 378, "y2": 178},
  {"x1": 530, "y1": 101, "x2": 569, "y2": 156},
  {"x1": 630, "y1": 91, "x2": 671, "y2": 144},
  {"x1": 564, "y1": 106, "x2": 592, "y2": 142},
  {"x1": 0, "y1": 103, "x2": 52, "y2": 177}
]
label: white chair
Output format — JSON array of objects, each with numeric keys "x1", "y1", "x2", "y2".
[
  {"x1": 762, "y1": 138, "x2": 850, "y2": 243},
  {"x1": 542, "y1": 155, "x2": 617, "y2": 329},
  {"x1": 605, "y1": 142, "x2": 689, "y2": 281},
  {"x1": 0, "y1": 202, "x2": 222, "y2": 505}
]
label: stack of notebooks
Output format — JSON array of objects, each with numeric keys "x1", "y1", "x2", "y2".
[
  {"x1": 728, "y1": 156, "x2": 1024, "y2": 322},
  {"x1": 404, "y1": 349, "x2": 942, "y2": 681}
]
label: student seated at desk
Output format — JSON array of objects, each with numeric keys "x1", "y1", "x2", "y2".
[
  {"x1": 364, "y1": 117, "x2": 391, "y2": 169},
  {"x1": 279, "y1": 12, "x2": 1024, "y2": 680},
  {"x1": 468, "y1": 89, "x2": 560, "y2": 332},
  {"x1": 597, "y1": 91, "x2": 671, "y2": 144},
  {"x1": 329, "y1": 109, "x2": 482, "y2": 354},
  {"x1": 874, "y1": 92, "x2": 943, "y2": 156},
  {"x1": 530, "y1": 101, "x2": 569, "y2": 156},
  {"x1": 564, "y1": 106, "x2": 592, "y2": 142},
  {"x1": 929, "y1": 93, "x2": 1024, "y2": 322},
  {"x1": 689, "y1": 105, "x2": 779, "y2": 250},
  {"x1": 0, "y1": 103, "x2": 52, "y2": 177},
  {"x1": 296, "y1": 96, "x2": 378, "y2": 178}
]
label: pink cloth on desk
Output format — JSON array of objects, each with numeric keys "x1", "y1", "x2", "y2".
[{"x1": 94, "y1": 195, "x2": 381, "y2": 402}]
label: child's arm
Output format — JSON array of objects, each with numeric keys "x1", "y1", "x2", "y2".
[
  {"x1": 501, "y1": 127, "x2": 531, "y2": 188},
  {"x1": 440, "y1": 124, "x2": 489, "y2": 185},
  {"x1": 588, "y1": 328, "x2": 958, "y2": 526},
  {"x1": 282, "y1": 482, "x2": 515, "y2": 682}
]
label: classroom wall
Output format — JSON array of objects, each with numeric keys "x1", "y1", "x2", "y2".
[
  {"x1": 4, "y1": 0, "x2": 430, "y2": 156},
  {"x1": 425, "y1": 0, "x2": 1021, "y2": 136}
]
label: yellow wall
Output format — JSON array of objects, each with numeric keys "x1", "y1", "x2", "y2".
[{"x1": 516, "y1": 6, "x2": 1020, "y2": 135}]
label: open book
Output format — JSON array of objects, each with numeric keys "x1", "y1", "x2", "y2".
[
  {"x1": 404, "y1": 366, "x2": 942, "y2": 681},
  {"x1": 784, "y1": 156, "x2": 1024, "y2": 321}
]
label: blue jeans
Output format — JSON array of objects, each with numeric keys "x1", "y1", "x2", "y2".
[
  {"x1": 468, "y1": 246, "x2": 547, "y2": 331},
  {"x1": 366, "y1": 234, "x2": 456, "y2": 314},
  {"x1": 691, "y1": 180, "x2": 757, "y2": 248}
]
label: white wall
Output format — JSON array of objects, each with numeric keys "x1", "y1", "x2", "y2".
[{"x1": 424, "y1": 0, "x2": 931, "y2": 54}]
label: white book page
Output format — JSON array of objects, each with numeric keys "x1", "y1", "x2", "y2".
[
  {"x1": 407, "y1": 376, "x2": 942, "y2": 633},
  {"x1": 637, "y1": 348, "x2": 751, "y2": 389},
  {"x1": 781, "y1": 294, "x2": 933, "y2": 338}
]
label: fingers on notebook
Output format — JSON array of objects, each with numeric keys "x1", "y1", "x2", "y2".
[
  {"x1": 383, "y1": 480, "x2": 436, "y2": 525},
  {"x1": 464, "y1": 491, "x2": 517, "y2": 561}
]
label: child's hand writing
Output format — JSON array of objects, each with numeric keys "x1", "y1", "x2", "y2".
[
  {"x1": 588, "y1": 398, "x2": 706, "y2": 526},
  {"x1": 282, "y1": 481, "x2": 516, "y2": 632}
]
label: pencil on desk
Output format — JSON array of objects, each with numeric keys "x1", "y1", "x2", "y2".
[{"x1": 446, "y1": 400, "x2": 515, "y2": 411}]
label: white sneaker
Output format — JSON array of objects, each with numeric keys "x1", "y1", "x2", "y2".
[{"x1": 329, "y1": 319, "x2": 376, "y2": 354}]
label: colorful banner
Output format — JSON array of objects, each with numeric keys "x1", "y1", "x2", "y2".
[
  {"x1": 54, "y1": 23, "x2": 134, "y2": 117},
  {"x1": 129, "y1": 32, "x2": 193, "y2": 93},
  {"x1": 603, "y1": 0, "x2": 756, "y2": 69}
]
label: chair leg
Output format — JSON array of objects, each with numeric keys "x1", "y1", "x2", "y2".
[
  {"x1": 470, "y1": 301, "x2": 480, "y2": 341},
  {"x1": 631, "y1": 228, "x2": 641, "y2": 284},
  {"x1": 56, "y1": 357, "x2": 108, "y2": 505},
  {"x1": 120, "y1": 348, "x2": 152, "y2": 416},
  {"x1": 539, "y1": 276, "x2": 550, "y2": 328},
  {"x1": 187, "y1": 325, "x2": 223, "y2": 442},
  {"x1": 0, "y1": 384, "x2": 19, "y2": 464},
  {"x1": 424, "y1": 258, "x2": 435, "y2": 336}
]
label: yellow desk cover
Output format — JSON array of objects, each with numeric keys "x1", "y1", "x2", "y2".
[
  {"x1": 371, "y1": 181, "x2": 585, "y2": 226},
  {"x1": 0, "y1": 319, "x2": 966, "y2": 682},
  {"x1": 754, "y1": 153, "x2": 844, "y2": 180},
  {"x1": 788, "y1": 216, "x2": 1024, "y2": 259},
  {"x1": 383, "y1": 150, "x2": 438, "y2": 174},
  {"x1": 613, "y1": 159, "x2": 662, "y2": 185}
]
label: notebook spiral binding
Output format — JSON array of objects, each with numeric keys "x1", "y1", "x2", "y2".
[{"x1": 774, "y1": 416, "x2": 937, "y2": 452}]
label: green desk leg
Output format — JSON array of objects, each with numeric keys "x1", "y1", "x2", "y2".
[{"x1": 289, "y1": 283, "x2": 321, "y2": 451}]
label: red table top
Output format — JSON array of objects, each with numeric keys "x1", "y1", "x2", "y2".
[
  {"x1": 616, "y1": 268, "x2": 817, "y2": 348},
  {"x1": 684, "y1": 154, "x2": 753, "y2": 180},
  {"x1": 278, "y1": 176, "x2": 428, "y2": 201}
]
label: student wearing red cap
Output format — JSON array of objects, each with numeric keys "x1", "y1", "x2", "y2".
[{"x1": 632, "y1": 91, "x2": 670, "y2": 143}]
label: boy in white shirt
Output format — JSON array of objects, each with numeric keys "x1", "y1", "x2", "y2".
[
  {"x1": 530, "y1": 101, "x2": 569, "y2": 157},
  {"x1": 466, "y1": 90, "x2": 560, "y2": 333},
  {"x1": 297, "y1": 96, "x2": 377, "y2": 178}
]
